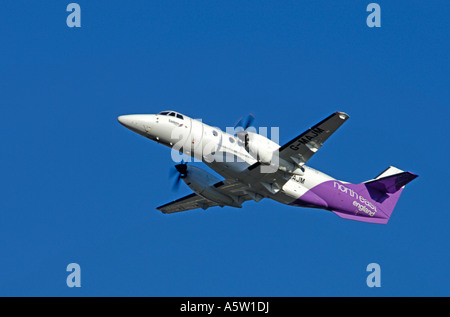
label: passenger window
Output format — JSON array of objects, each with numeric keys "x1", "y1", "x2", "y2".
[
  {"x1": 212, "y1": 130, "x2": 218, "y2": 136},
  {"x1": 229, "y1": 137, "x2": 235, "y2": 143}
]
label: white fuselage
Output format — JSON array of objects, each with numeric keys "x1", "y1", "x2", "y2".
[{"x1": 118, "y1": 111, "x2": 335, "y2": 206}]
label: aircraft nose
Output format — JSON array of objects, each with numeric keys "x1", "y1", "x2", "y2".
[
  {"x1": 117, "y1": 114, "x2": 155, "y2": 135},
  {"x1": 117, "y1": 115, "x2": 132, "y2": 127},
  {"x1": 118, "y1": 114, "x2": 146, "y2": 128}
]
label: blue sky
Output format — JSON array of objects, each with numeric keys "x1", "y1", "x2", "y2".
[{"x1": 1, "y1": 1, "x2": 449, "y2": 296}]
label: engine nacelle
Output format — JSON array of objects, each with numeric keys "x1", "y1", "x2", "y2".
[
  {"x1": 237, "y1": 131, "x2": 279, "y2": 164},
  {"x1": 182, "y1": 165, "x2": 240, "y2": 207},
  {"x1": 237, "y1": 131, "x2": 304, "y2": 176}
]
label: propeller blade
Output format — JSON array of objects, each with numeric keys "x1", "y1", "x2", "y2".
[
  {"x1": 172, "y1": 173, "x2": 181, "y2": 191},
  {"x1": 243, "y1": 113, "x2": 255, "y2": 130},
  {"x1": 169, "y1": 160, "x2": 188, "y2": 191},
  {"x1": 169, "y1": 166, "x2": 178, "y2": 178},
  {"x1": 234, "y1": 113, "x2": 255, "y2": 131},
  {"x1": 234, "y1": 117, "x2": 244, "y2": 130}
]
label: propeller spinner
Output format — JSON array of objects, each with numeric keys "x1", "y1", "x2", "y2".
[{"x1": 170, "y1": 161, "x2": 188, "y2": 191}]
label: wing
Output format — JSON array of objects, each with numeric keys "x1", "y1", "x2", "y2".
[
  {"x1": 156, "y1": 193, "x2": 219, "y2": 214},
  {"x1": 157, "y1": 180, "x2": 256, "y2": 214},
  {"x1": 276, "y1": 111, "x2": 349, "y2": 167},
  {"x1": 245, "y1": 112, "x2": 349, "y2": 192},
  {"x1": 212, "y1": 179, "x2": 259, "y2": 203}
]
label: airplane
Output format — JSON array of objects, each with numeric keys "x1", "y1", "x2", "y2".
[{"x1": 118, "y1": 110, "x2": 418, "y2": 224}]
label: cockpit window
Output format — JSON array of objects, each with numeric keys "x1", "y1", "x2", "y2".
[{"x1": 159, "y1": 111, "x2": 183, "y2": 119}]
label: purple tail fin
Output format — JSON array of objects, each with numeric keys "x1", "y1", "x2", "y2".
[
  {"x1": 332, "y1": 166, "x2": 418, "y2": 224},
  {"x1": 364, "y1": 169, "x2": 418, "y2": 217}
]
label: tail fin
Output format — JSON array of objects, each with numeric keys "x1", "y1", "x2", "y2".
[
  {"x1": 364, "y1": 166, "x2": 418, "y2": 223},
  {"x1": 373, "y1": 166, "x2": 405, "y2": 179},
  {"x1": 363, "y1": 167, "x2": 418, "y2": 221},
  {"x1": 332, "y1": 166, "x2": 418, "y2": 224}
]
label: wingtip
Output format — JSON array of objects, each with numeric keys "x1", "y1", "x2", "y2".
[{"x1": 336, "y1": 111, "x2": 349, "y2": 119}]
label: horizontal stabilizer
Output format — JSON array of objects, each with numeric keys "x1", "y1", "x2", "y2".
[{"x1": 365, "y1": 171, "x2": 418, "y2": 194}]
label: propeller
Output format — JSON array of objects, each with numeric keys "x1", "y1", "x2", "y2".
[
  {"x1": 170, "y1": 160, "x2": 188, "y2": 191},
  {"x1": 234, "y1": 113, "x2": 255, "y2": 131},
  {"x1": 234, "y1": 113, "x2": 255, "y2": 148}
]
